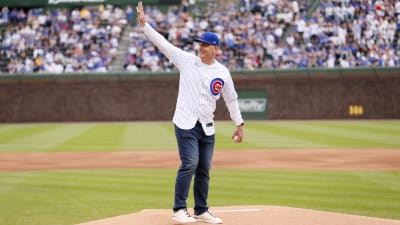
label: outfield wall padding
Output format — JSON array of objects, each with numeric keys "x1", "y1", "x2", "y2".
[{"x1": 0, "y1": 68, "x2": 399, "y2": 122}]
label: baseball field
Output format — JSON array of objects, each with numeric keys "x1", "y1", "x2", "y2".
[{"x1": 0, "y1": 120, "x2": 399, "y2": 225}]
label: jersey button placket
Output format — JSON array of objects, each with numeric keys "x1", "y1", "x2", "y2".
[{"x1": 198, "y1": 72, "x2": 210, "y2": 122}]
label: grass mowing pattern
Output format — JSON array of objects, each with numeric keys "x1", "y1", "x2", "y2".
[
  {"x1": 211, "y1": 170, "x2": 400, "y2": 219},
  {"x1": 0, "y1": 170, "x2": 399, "y2": 225},
  {"x1": 0, "y1": 121, "x2": 399, "y2": 152},
  {"x1": 0, "y1": 123, "x2": 178, "y2": 152},
  {"x1": 0, "y1": 121, "x2": 399, "y2": 225}
]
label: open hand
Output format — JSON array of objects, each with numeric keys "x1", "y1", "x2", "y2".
[{"x1": 136, "y1": 1, "x2": 146, "y2": 27}]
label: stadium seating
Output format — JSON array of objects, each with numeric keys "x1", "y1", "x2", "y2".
[
  {"x1": 124, "y1": 0, "x2": 399, "y2": 71},
  {"x1": 0, "y1": 5, "x2": 127, "y2": 74},
  {"x1": 0, "y1": 0, "x2": 399, "y2": 74}
]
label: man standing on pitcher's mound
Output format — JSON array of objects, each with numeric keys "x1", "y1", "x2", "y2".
[{"x1": 136, "y1": 1, "x2": 244, "y2": 224}]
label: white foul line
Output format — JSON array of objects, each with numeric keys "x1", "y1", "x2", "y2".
[{"x1": 210, "y1": 209, "x2": 263, "y2": 213}]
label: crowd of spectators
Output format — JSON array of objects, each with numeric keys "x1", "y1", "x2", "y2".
[
  {"x1": 125, "y1": 0, "x2": 306, "y2": 72},
  {"x1": 1, "y1": 0, "x2": 399, "y2": 74},
  {"x1": 125, "y1": 0, "x2": 400, "y2": 72},
  {"x1": 287, "y1": 0, "x2": 400, "y2": 68},
  {"x1": 0, "y1": 5, "x2": 130, "y2": 74}
]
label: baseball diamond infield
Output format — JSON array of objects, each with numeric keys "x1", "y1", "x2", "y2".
[{"x1": 1, "y1": 149, "x2": 400, "y2": 225}]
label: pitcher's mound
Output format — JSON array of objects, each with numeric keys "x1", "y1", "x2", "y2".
[{"x1": 77, "y1": 205, "x2": 400, "y2": 225}]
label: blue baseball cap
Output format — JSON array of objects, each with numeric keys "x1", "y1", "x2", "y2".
[{"x1": 194, "y1": 32, "x2": 220, "y2": 46}]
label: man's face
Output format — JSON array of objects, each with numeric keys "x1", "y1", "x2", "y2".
[{"x1": 198, "y1": 42, "x2": 217, "y2": 60}]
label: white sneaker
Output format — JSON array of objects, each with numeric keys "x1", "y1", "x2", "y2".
[
  {"x1": 194, "y1": 211, "x2": 223, "y2": 224},
  {"x1": 172, "y1": 209, "x2": 196, "y2": 224}
]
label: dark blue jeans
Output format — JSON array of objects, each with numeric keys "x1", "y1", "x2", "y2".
[{"x1": 173, "y1": 121, "x2": 215, "y2": 215}]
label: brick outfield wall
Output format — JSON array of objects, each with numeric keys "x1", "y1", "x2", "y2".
[{"x1": 0, "y1": 70, "x2": 399, "y2": 123}]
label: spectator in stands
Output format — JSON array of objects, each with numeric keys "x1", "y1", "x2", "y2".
[
  {"x1": 0, "y1": 5, "x2": 126, "y2": 74},
  {"x1": 1, "y1": 0, "x2": 399, "y2": 74}
]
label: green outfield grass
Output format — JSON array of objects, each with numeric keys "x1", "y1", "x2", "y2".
[
  {"x1": 0, "y1": 169, "x2": 399, "y2": 225},
  {"x1": 0, "y1": 121, "x2": 399, "y2": 225},
  {"x1": 0, "y1": 121, "x2": 399, "y2": 152}
]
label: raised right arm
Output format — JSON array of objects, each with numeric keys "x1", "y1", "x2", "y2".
[{"x1": 136, "y1": 1, "x2": 182, "y2": 64}]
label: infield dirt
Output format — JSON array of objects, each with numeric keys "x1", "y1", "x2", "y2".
[
  {"x1": 1, "y1": 149, "x2": 400, "y2": 171},
  {"x1": 2, "y1": 149, "x2": 400, "y2": 225}
]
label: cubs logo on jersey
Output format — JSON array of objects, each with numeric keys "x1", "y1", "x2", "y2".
[{"x1": 210, "y1": 78, "x2": 224, "y2": 96}]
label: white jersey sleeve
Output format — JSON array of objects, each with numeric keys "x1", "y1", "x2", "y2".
[
  {"x1": 142, "y1": 23, "x2": 192, "y2": 70},
  {"x1": 221, "y1": 70, "x2": 244, "y2": 126}
]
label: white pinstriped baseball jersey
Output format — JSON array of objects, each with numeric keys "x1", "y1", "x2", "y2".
[{"x1": 143, "y1": 23, "x2": 243, "y2": 135}]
